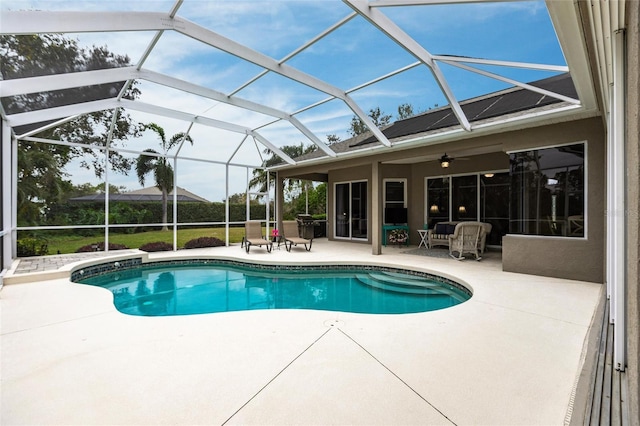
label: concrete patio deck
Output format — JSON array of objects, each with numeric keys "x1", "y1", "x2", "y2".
[{"x1": 1, "y1": 240, "x2": 602, "y2": 425}]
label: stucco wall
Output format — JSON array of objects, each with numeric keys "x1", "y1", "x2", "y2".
[
  {"x1": 321, "y1": 117, "x2": 605, "y2": 285},
  {"x1": 502, "y1": 118, "x2": 605, "y2": 283}
]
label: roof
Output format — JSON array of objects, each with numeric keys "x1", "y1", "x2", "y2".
[
  {"x1": 290, "y1": 72, "x2": 577, "y2": 163},
  {"x1": 70, "y1": 186, "x2": 210, "y2": 203}
]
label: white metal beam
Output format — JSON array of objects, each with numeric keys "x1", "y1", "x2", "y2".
[
  {"x1": 0, "y1": 67, "x2": 137, "y2": 97},
  {"x1": 7, "y1": 97, "x2": 296, "y2": 164},
  {"x1": 546, "y1": 0, "x2": 598, "y2": 111},
  {"x1": 16, "y1": 115, "x2": 81, "y2": 139},
  {"x1": 2, "y1": 67, "x2": 335, "y2": 157},
  {"x1": 252, "y1": 133, "x2": 296, "y2": 166},
  {"x1": 344, "y1": 0, "x2": 471, "y2": 131},
  {"x1": 371, "y1": 0, "x2": 522, "y2": 5},
  {"x1": 431, "y1": 55, "x2": 569, "y2": 73},
  {"x1": 229, "y1": 11, "x2": 357, "y2": 96},
  {"x1": 6, "y1": 99, "x2": 117, "y2": 127},
  {"x1": 439, "y1": 60, "x2": 580, "y2": 104},
  {"x1": 0, "y1": 11, "x2": 169, "y2": 34},
  {"x1": 1, "y1": 10, "x2": 392, "y2": 148},
  {"x1": 175, "y1": 18, "x2": 392, "y2": 146}
]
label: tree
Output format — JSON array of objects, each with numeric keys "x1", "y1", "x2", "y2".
[
  {"x1": 397, "y1": 103, "x2": 415, "y2": 120},
  {"x1": 136, "y1": 123, "x2": 193, "y2": 231},
  {"x1": 1, "y1": 34, "x2": 143, "y2": 225},
  {"x1": 326, "y1": 134, "x2": 341, "y2": 145},
  {"x1": 67, "y1": 182, "x2": 127, "y2": 199},
  {"x1": 348, "y1": 107, "x2": 392, "y2": 137},
  {"x1": 249, "y1": 143, "x2": 317, "y2": 197}
]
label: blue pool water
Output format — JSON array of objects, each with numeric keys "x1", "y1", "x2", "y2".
[{"x1": 77, "y1": 262, "x2": 470, "y2": 316}]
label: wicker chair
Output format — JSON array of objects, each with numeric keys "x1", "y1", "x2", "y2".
[
  {"x1": 448, "y1": 222, "x2": 485, "y2": 260},
  {"x1": 479, "y1": 222, "x2": 493, "y2": 255},
  {"x1": 243, "y1": 221, "x2": 272, "y2": 253},
  {"x1": 282, "y1": 220, "x2": 313, "y2": 252}
]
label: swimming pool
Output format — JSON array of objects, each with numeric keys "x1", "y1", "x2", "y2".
[{"x1": 74, "y1": 260, "x2": 471, "y2": 316}]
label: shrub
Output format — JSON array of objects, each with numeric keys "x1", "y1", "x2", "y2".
[
  {"x1": 17, "y1": 237, "x2": 49, "y2": 257},
  {"x1": 184, "y1": 236, "x2": 225, "y2": 249},
  {"x1": 139, "y1": 241, "x2": 174, "y2": 252},
  {"x1": 76, "y1": 242, "x2": 129, "y2": 252}
]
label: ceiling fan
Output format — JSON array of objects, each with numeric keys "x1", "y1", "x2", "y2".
[{"x1": 438, "y1": 153, "x2": 469, "y2": 168}]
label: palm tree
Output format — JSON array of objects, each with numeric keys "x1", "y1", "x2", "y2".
[{"x1": 136, "y1": 123, "x2": 193, "y2": 231}]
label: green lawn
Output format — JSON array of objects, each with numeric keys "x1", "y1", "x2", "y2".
[{"x1": 43, "y1": 227, "x2": 248, "y2": 255}]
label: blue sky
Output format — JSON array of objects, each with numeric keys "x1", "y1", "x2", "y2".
[{"x1": 3, "y1": 0, "x2": 566, "y2": 203}]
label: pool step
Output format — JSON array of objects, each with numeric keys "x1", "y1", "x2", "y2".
[{"x1": 355, "y1": 274, "x2": 445, "y2": 295}]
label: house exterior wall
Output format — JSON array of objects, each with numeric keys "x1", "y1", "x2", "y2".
[
  {"x1": 282, "y1": 116, "x2": 605, "y2": 282},
  {"x1": 502, "y1": 117, "x2": 605, "y2": 283}
]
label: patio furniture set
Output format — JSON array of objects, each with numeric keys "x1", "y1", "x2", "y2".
[
  {"x1": 243, "y1": 220, "x2": 313, "y2": 253},
  {"x1": 422, "y1": 221, "x2": 493, "y2": 260}
]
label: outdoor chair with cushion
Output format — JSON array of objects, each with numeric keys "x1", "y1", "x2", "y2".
[
  {"x1": 448, "y1": 221, "x2": 485, "y2": 261},
  {"x1": 282, "y1": 220, "x2": 313, "y2": 252},
  {"x1": 243, "y1": 221, "x2": 273, "y2": 253},
  {"x1": 427, "y1": 221, "x2": 459, "y2": 249}
]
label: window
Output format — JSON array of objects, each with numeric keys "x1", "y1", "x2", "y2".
[
  {"x1": 427, "y1": 173, "x2": 509, "y2": 246},
  {"x1": 480, "y1": 173, "x2": 510, "y2": 246},
  {"x1": 426, "y1": 177, "x2": 450, "y2": 228},
  {"x1": 383, "y1": 179, "x2": 406, "y2": 209},
  {"x1": 452, "y1": 175, "x2": 477, "y2": 221},
  {"x1": 509, "y1": 143, "x2": 585, "y2": 237}
]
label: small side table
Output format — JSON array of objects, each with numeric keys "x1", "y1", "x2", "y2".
[
  {"x1": 271, "y1": 236, "x2": 282, "y2": 250},
  {"x1": 382, "y1": 224, "x2": 409, "y2": 246},
  {"x1": 417, "y1": 229, "x2": 428, "y2": 248}
]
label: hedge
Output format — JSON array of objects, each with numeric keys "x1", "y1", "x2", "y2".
[{"x1": 44, "y1": 201, "x2": 271, "y2": 229}]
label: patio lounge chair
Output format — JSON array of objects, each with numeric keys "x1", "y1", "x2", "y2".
[
  {"x1": 282, "y1": 220, "x2": 312, "y2": 252},
  {"x1": 448, "y1": 221, "x2": 485, "y2": 261},
  {"x1": 244, "y1": 221, "x2": 272, "y2": 253}
]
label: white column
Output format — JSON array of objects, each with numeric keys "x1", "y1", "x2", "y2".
[
  {"x1": 265, "y1": 170, "x2": 270, "y2": 236},
  {"x1": 173, "y1": 156, "x2": 178, "y2": 251},
  {"x1": 104, "y1": 141, "x2": 110, "y2": 251},
  {"x1": 225, "y1": 164, "x2": 230, "y2": 247},
  {"x1": 11, "y1": 128, "x2": 18, "y2": 259},
  {"x1": 2, "y1": 121, "x2": 13, "y2": 268},
  {"x1": 372, "y1": 161, "x2": 381, "y2": 255}
]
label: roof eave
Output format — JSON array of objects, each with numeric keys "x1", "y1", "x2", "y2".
[{"x1": 270, "y1": 103, "x2": 599, "y2": 172}]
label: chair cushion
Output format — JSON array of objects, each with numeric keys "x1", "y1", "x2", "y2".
[{"x1": 434, "y1": 223, "x2": 456, "y2": 235}]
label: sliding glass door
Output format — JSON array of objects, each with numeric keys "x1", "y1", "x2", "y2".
[
  {"x1": 335, "y1": 181, "x2": 367, "y2": 240},
  {"x1": 426, "y1": 172, "x2": 509, "y2": 246}
]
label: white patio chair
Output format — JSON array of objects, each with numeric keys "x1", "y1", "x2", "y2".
[{"x1": 448, "y1": 222, "x2": 485, "y2": 261}]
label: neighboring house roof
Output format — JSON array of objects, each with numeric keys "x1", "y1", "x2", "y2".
[
  {"x1": 291, "y1": 73, "x2": 577, "y2": 163},
  {"x1": 69, "y1": 186, "x2": 210, "y2": 203}
]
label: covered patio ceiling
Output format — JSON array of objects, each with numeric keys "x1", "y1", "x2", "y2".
[{"x1": 1, "y1": 0, "x2": 601, "y2": 170}]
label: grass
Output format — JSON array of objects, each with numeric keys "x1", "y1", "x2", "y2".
[{"x1": 41, "y1": 227, "x2": 248, "y2": 255}]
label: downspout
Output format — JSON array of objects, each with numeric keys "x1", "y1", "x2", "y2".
[{"x1": 612, "y1": 28, "x2": 626, "y2": 371}]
